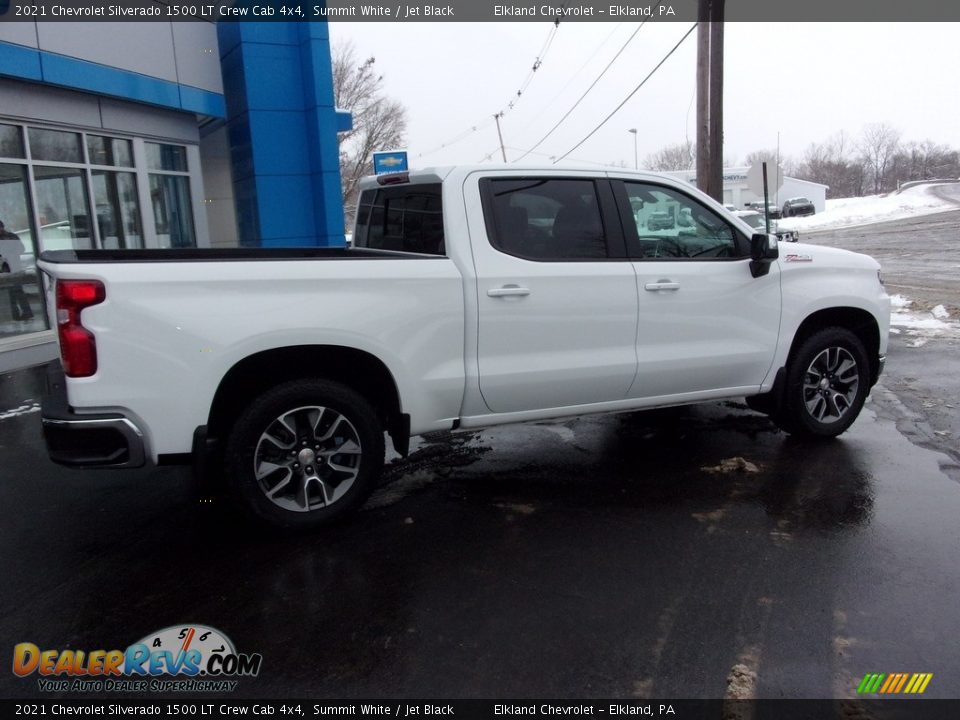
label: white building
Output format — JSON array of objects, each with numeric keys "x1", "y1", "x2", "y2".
[{"x1": 664, "y1": 167, "x2": 829, "y2": 213}]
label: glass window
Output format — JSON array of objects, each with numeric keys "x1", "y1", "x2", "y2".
[
  {"x1": 146, "y1": 142, "x2": 188, "y2": 172},
  {"x1": 33, "y1": 166, "x2": 93, "y2": 251},
  {"x1": 150, "y1": 174, "x2": 195, "y2": 248},
  {"x1": 0, "y1": 124, "x2": 24, "y2": 159},
  {"x1": 483, "y1": 178, "x2": 607, "y2": 260},
  {"x1": 87, "y1": 136, "x2": 133, "y2": 168},
  {"x1": 0, "y1": 163, "x2": 49, "y2": 337},
  {"x1": 355, "y1": 185, "x2": 445, "y2": 255},
  {"x1": 92, "y1": 171, "x2": 143, "y2": 249},
  {"x1": 624, "y1": 182, "x2": 738, "y2": 260},
  {"x1": 29, "y1": 128, "x2": 84, "y2": 163}
]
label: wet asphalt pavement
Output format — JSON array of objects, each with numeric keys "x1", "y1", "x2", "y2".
[{"x1": 2, "y1": 209, "x2": 960, "y2": 702}]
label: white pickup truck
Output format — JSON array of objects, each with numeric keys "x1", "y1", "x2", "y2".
[{"x1": 39, "y1": 166, "x2": 890, "y2": 528}]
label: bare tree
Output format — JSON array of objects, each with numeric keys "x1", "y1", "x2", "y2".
[
  {"x1": 744, "y1": 148, "x2": 778, "y2": 167},
  {"x1": 642, "y1": 140, "x2": 696, "y2": 171},
  {"x1": 858, "y1": 123, "x2": 901, "y2": 194},
  {"x1": 333, "y1": 41, "x2": 407, "y2": 224}
]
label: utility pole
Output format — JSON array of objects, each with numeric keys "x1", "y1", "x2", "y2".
[
  {"x1": 696, "y1": 0, "x2": 724, "y2": 202},
  {"x1": 695, "y1": 1, "x2": 709, "y2": 195},
  {"x1": 628, "y1": 128, "x2": 638, "y2": 170},
  {"x1": 707, "y1": 2, "x2": 724, "y2": 202},
  {"x1": 494, "y1": 112, "x2": 507, "y2": 163}
]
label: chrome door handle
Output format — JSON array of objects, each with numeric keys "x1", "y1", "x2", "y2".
[
  {"x1": 487, "y1": 285, "x2": 531, "y2": 297},
  {"x1": 644, "y1": 281, "x2": 680, "y2": 291}
]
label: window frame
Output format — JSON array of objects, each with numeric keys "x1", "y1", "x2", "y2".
[
  {"x1": 479, "y1": 176, "x2": 627, "y2": 263},
  {"x1": 0, "y1": 117, "x2": 203, "y2": 253},
  {"x1": 353, "y1": 182, "x2": 446, "y2": 256},
  {"x1": 611, "y1": 179, "x2": 751, "y2": 261}
]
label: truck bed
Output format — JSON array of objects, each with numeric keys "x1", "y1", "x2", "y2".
[{"x1": 39, "y1": 247, "x2": 440, "y2": 264}]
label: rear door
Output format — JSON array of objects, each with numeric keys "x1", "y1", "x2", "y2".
[
  {"x1": 466, "y1": 173, "x2": 639, "y2": 414},
  {"x1": 614, "y1": 179, "x2": 781, "y2": 399}
]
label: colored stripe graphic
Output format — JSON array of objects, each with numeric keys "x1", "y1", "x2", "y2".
[{"x1": 857, "y1": 672, "x2": 932, "y2": 694}]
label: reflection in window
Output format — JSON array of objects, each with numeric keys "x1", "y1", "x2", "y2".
[
  {"x1": 150, "y1": 174, "x2": 195, "y2": 248},
  {"x1": 92, "y1": 171, "x2": 142, "y2": 249},
  {"x1": 33, "y1": 166, "x2": 93, "y2": 251},
  {"x1": 145, "y1": 142, "x2": 188, "y2": 172},
  {"x1": 29, "y1": 128, "x2": 84, "y2": 163},
  {"x1": 87, "y1": 136, "x2": 133, "y2": 168},
  {"x1": 0, "y1": 163, "x2": 49, "y2": 337},
  {"x1": 625, "y1": 182, "x2": 736, "y2": 260},
  {"x1": 0, "y1": 124, "x2": 24, "y2": 159}
]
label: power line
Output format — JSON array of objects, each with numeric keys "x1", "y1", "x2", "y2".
[
  {"x1": 514, "y1": 23, "x2": 625, "y2": 138},
  {"x1": 512, "y1": 21, "x2": 648, "y2": 163},
  {"x1": 553, "y1": 22, "x2": 698, "y2": 164},
  {"x1": 417, "y1": 20, "x2": 562, "y2": 161}
]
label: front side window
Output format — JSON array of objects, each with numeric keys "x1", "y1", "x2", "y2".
[
  {"x1": 354, "y1": 184, "x2": 444, "y2": 255},
  {"x1": 624, "y1": 182, "x2": 739, "y2": 260},
  {"x1": 483, "y1": 178, "x2": 608, "y2": 260}
]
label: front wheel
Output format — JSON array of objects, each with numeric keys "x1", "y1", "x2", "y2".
[
  {"x1": 225, "y1": 379, "x2": 384, "y2": 529},
  {"x1": 773, "y1": 327, "x2": 870, "y2": 438}
]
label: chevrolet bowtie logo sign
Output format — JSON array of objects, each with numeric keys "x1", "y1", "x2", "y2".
[
  {"x1": 373, "y1": 151, "x2": 409, "y2": 175},
  {"x1": 857, "y1": 672, "x2": 933, "y2": 694}
]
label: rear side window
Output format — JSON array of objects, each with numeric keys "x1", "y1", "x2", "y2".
[
  {"x1": 481, "y1": 178, "x2": 608, "y2": 261},
  {"x1": 354, "y1": 184, "x2": 445, "y2": 255}
]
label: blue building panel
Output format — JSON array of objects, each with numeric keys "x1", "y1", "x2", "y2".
[
  {"x1": 0, "y1": 41, "x2": 225, "y2": 119},
  {"x1": 247, "y1": 110, "x2": 312, "y2": 176},
  {"x1": 0, "y1": 42, "x2": 42, "y2": 81},
  {"x1": 218, "y1": 20, "x2": 349, "y2": 248}
]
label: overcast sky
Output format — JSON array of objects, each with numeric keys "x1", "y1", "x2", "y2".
[{"x1": 328, "y1": 22, "x2": 960, "y2": 170}]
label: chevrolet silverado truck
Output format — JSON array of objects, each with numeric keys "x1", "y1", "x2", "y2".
[{"x1": 38, "y1": 166, "x2": 890, "y2": 529}]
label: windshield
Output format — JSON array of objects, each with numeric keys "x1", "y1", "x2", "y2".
[{"x1": 741, "y1": 214, "x2": 765, "y2": 229}]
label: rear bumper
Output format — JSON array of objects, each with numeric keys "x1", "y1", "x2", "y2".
[{"x1": 41, "y1": 362, "x2": 146, "y2": 468}]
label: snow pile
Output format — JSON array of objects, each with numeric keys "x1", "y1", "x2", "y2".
[
  {"x1": 889, "y1": 294, "x2": 958, "y2": 347},
  {"x1": 778, "y1": 184, "x2": 957, "y2": 232}
]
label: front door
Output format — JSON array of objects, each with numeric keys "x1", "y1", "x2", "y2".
[{"x1": 616, "y1": 179, "x2": 781, "y2": 400}]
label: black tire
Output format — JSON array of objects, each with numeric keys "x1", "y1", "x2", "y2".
[
  {"x1": 773, "y1": 327, "x2": 870, "y2": 438},
  {"x1": 225, "y1": 379, "x2": 384, "y2": 529}
]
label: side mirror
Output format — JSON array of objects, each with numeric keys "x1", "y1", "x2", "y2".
[{"x1": 749, "y1": 233, "x2": 778, "y2": 277}]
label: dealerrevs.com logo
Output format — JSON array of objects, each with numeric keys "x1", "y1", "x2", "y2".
[{"x1": 13, "y1": 624, "x2": 262, "y2": 693}]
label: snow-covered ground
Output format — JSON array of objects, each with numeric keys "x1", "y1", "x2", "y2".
[
  {"x1": 778, "y1": 184, "x2": 958, "y2": 233},
  {"x1": 889, "y1": 294, "x2": 959, "y2": 348}
]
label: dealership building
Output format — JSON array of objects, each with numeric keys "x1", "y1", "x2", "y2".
[
  {"x1": 664, "y1": 167, "x2": 829, "y2": 214},
  {"x1": 0, "y1": 16, "x2": 350, "y2": 370}
]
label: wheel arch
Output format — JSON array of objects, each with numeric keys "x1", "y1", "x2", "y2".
[
  {"x1": 207, "y1": 345, "x2": 408, "y2": 454},
  {"x1": 789, "y1": 306, "x2": 881, "y2": 385}
]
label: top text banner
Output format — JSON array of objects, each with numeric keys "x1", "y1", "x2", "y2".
[{"x1": 1, "y1": 0, "x2": 957, "y2": 22}]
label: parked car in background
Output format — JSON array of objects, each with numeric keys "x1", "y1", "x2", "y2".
[
  {"x1": 745, "y1": 201, "x2": 782, "y2": 220},
  {"x1": 782, "y1": 197, "x2": 816, "y2": 217},
  {"x1": 647, "y1": 211, "x2": 675, "y2": 230},
  {"x1": 733, "y1": 210, "x2": 799, "y2": 242}
]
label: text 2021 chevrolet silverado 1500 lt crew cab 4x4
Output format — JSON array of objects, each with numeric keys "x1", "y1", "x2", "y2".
[{"x1": 38, "y1": 167, "x2": 890, "y2": 528}]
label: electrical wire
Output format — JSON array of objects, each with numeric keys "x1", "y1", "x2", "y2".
[
  {"x1": 514, "y1": 22, "x2": 625, "y2": 137},
  {"x1": 511, "y1": 21, "x2": 648, "y2": 163},
  {"x1": 553, "y1": 22, "x2": 697, "y2": 164},
  {"x1": 418, "y1": 19, "x2": 562, "y2": 161}
]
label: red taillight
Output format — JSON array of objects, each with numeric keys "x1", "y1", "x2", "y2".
[{"x1": 56, "y1": 280, "x2": 105, "y2": 378}]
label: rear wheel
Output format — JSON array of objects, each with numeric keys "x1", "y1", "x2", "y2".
[
  {"x1": 225, "y1": 379, "x2": 384, "y2": 529},
  {"x1": 773, "y1": 327, "x2": 870, "y2": 438}
]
